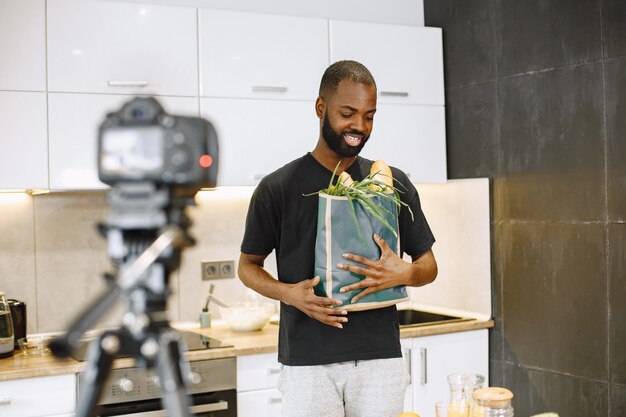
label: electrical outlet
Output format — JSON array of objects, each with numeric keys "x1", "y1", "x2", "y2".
[{"x1": 201, "y1": 259, "x2": 235, "y2": 280}]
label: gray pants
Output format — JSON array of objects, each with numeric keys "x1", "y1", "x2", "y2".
[{"x1": 278, "y1": 357, "x2": 410, "y2": 417}]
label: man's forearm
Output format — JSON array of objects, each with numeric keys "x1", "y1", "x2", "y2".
[
  {"x1": 238, "y1": 257, "x2": 287, "y2": 302},
  {"x1": 407, "y1": 249, "x2": 438, "y2": 287}
]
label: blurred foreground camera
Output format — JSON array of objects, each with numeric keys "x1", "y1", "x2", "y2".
[{"x1": 98, "y1": 97, "x2": 218, "y2": 192}]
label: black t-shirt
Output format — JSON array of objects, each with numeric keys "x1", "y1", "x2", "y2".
[{"x1": 241, "y1": 153, "x2": 435, "y2": 366}]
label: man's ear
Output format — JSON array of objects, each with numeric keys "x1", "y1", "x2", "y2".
[{"x1": 315, "y1": 96, "x2": 325, "y2": 119}]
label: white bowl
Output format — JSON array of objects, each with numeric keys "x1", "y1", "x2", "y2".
[{"x1": 219, "y1": 302, "x2": 274, "y2": 332}]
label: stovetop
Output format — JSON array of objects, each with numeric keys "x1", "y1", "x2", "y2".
[{"x1": 70, "y1": 331, "x2": 233, "y2": 362}]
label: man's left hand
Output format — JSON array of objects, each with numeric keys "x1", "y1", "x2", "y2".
[{"x1": 337, "y1": 234, "x2": 412, "y2": 303}]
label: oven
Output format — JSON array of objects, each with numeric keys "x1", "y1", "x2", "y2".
[
  {"x1": 77, "y1": 356, "x2": 237, "y2": 417},
  {"x1": 73, "y1": 331, "x2": 236, "y2": 416}
]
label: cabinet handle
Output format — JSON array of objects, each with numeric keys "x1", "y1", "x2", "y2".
[
  {"x1": 403, "y1": 347, "x2": 412, "y2": 385},
  {"x1": 253, "y1": 174, "x2": 266, "y2": 181},
  {"x1": 252, "y1": 86, "x2": 288, "y2": 93},
  {"x1": 419, "y1": 347, "x2": 428, "y2": 385},
  {"x1": 380, "y1": 91, "x2": 409, "y2": 97},
  {"x1": 268, "y1": 397, "x2": 282, "y2": 405},
  {"x1": 0, "y1": 398, "x2": 11, "y2": 406},
  {"x1": 107, "y1": 80, "x2": 150, "y2": 87},
  {"x1": 268, "y1": 367, "x2": 281, "y2": 375}
]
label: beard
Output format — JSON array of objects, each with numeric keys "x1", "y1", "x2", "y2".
[{"x1": 321, "y1": 113, "x2": 369, "y2": 158}]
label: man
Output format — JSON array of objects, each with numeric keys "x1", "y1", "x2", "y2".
[{"x1": 238, "y1": 60, "x2": 438, "y2": 417}]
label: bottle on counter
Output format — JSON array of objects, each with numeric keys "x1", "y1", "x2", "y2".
[{"x1": 471, "y1": 387, "x2": 514, "y2": 417}]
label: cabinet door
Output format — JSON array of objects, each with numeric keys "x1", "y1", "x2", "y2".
[
  {"x1": 360, "y1": 104, "x2": 447, "y2": 183},
  {"x1": 201, "y1": 98, "x2": 316, "y2": 186},
  {"x1": 401, "y1": 337, "x2": 414, "y2": 413},
  {"x1": 0, "y1": 374, "x2": 76, "y2": 417},
  {"x1": 411, "y1": 330, "x2": 489, "y2": 417},
  {"x1": 0, "y1": 92, "x2": 48, "y2": 190},
  {"x1": 199, "y1": 10, "x2": 328, "y2": 100},
  {"x1": 0, "y1": 0, "x2": 46, "y2": 91},
  {"x1": 330, "y1": 21, "x2": 444, "y2": 106},
  {"x1": 48, "y1": 93, "x2": 199, "y2": 189},
  {"x1": 236, "y1": 352, "x2": 281, "y2": 392},
  {"x1": 47, "y1": 0, "x2": 197, "y2": 96},
  {"x1": 238, "y1": 388, "x2": 282, "y2": 417}
]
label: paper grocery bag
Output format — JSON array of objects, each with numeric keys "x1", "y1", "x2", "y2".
[{"x1": 313, "y1": 193, "x2": 409, "y2": 311}]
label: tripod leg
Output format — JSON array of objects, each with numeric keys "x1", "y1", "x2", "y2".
[
  {"x1": 156, "y1": 334, "x2": 193, "y2": 417},
  {"x1": 75, "y1": 334, "x2": 115, "y2": 417}
]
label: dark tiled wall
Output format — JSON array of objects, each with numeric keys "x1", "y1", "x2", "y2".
[{"x1": 424, "y1": 0, "x2": 625, "y2": 416}]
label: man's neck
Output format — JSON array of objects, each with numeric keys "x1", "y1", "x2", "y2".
[{"x1": 311, "y1": 144, "x2": 357, "y2": 174}]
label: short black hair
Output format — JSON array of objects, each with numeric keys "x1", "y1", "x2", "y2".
[{"x1": 318, "y1": 60, "x2": 376, "y2": 100}]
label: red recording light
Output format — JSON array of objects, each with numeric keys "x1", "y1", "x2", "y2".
[{"x1": 198, "y1": 154, "x2": 213, "y2": 168}]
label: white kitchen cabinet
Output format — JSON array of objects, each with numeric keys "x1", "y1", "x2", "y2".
[
  {"x1": 200, "y1": 98, "x2": 317, "y2": 186},
  {"x1": 0, "y1": 0, "x2": 46, "y2": 91},
  {"x1": 48, "y1": 93, "x2": 200, "y2": 189},
  {"x1": 361, "y1": 104, "x2": 447, "y2": 183},
  {"x1": 47, "y1": 0, "x2": 198, "y2": 97},
  {"x1": 401, "y1": 337, "x2": 414, "y2": 413},
  {"x1": 0, "y1": 374, "x2": 76, "y2": 417},
  {"x1": 199, "y1": 10, "x2": 328, "y2": 101},
  {"x1": 237, "y1": 352, "x2": 282, "y2": 417},
  {"x1": 406, "y1": 330, "x2": 489, "y2": 417},
  {"x1": 0, "y1": 91, "x2": 48, "y2": 190},
  {"x1": 330, "y1": 21, "x2": 444, "y2": 106}
]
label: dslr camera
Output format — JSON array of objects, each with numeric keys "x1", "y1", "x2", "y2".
[{"x1": 98, "y1": 96, "x2": 218, "y2": 194}]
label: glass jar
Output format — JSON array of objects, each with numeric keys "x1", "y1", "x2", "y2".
[
  {"x1": 471, "y1": 387, "x2": 514, "y2": 417},
  {"x1": 0, "y1": 291, "x2": 14, "y2": 358},
  {"x1": 448, "y1": 373, "x2": 486, "y2": 403}
]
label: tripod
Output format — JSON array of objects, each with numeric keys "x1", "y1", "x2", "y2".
[{"x1": 51, "y1": 184, "x2": 198, "y2": 417}]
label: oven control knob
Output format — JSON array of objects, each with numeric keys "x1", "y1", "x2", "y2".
[
  {"x1": 118, "y1": 377, "x2": 134, "y2": 393},
  {"x1": 188, "y1": 372, "x2": 202, "y2": 385},
  {"x1": 151, "y1": 375, "x2": 161, "y2": 388}
]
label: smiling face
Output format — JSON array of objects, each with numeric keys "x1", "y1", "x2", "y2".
[{"x1": 317, "y1": 79, "x2": 377, "y2": 158}]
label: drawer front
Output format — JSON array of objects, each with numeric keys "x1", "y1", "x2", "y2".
[
  {"x1": 0, "y1": 374, "x2": 76, "y2": 417},
  {"x1": 238, "y1": 388, "x2": 282, "y2": 417},
  {"x1": 237, "y1": 353, "x2": 282, "y2": 392}
]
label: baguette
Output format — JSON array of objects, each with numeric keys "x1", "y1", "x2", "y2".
[{"x1": 369, "y1": 160, "x2": 393, "y2": 194}]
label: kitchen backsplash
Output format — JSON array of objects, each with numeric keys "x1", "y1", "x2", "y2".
[{"x1": 0, "y1": 178, "x2": 489, "y2": 334}]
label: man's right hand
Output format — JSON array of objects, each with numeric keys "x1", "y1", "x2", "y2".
[{"x1": 280, "y1": 276, "x2": 348, "y2": 329}]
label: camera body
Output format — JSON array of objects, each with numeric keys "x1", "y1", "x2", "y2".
[{"x1": 98, "y1": 97, "x2": 218, "y2": 193}]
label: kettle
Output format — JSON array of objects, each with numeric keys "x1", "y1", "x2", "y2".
[{"x1": 0, "y1": 291, "x2": 14, "y2": 358}]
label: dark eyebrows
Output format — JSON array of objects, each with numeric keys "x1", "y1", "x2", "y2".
[{"x1": 339, "y1": 105, "x2": 377, "y2": 114}]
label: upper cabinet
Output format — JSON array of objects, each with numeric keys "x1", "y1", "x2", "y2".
[
  {"x1": 47, "y1": 0, "x2": 198, "y2": 96},
  {"x1": 201, "y1": 98, "x2": 316, "y2": 186},
  {"x1": 48, "y1": 94, "x2": 199, "y2": 190},
  {"x1": 199, "y1": 10, "x2": 329, "y2": 100},
  {"x1": 1, "y1": 3, "x2": 447, "y2": 190},
  {"x1": 0, "y1": 0, "x2": 46, "y2": 91},
  {"x1": 361, "y1": 104, "x2": 447, "y2": 183},
  {"x1": 330, "y1": 20, "x2": 444, "y2": 106},
  {"x1": 0, "y1": 92, "x2": 48, "y2": 190}
]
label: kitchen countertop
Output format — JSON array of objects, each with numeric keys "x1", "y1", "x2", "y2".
[{"x1": 0, "y1": 319, "x2": 493, "y2": 382}]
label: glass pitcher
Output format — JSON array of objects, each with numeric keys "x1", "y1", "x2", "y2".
[
  {"x1": 471, "y1": 387, "x2": 514, "y2": 417},
  {"x1": 0, "y1": 291, "x2": 14, "y2": 358}
]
